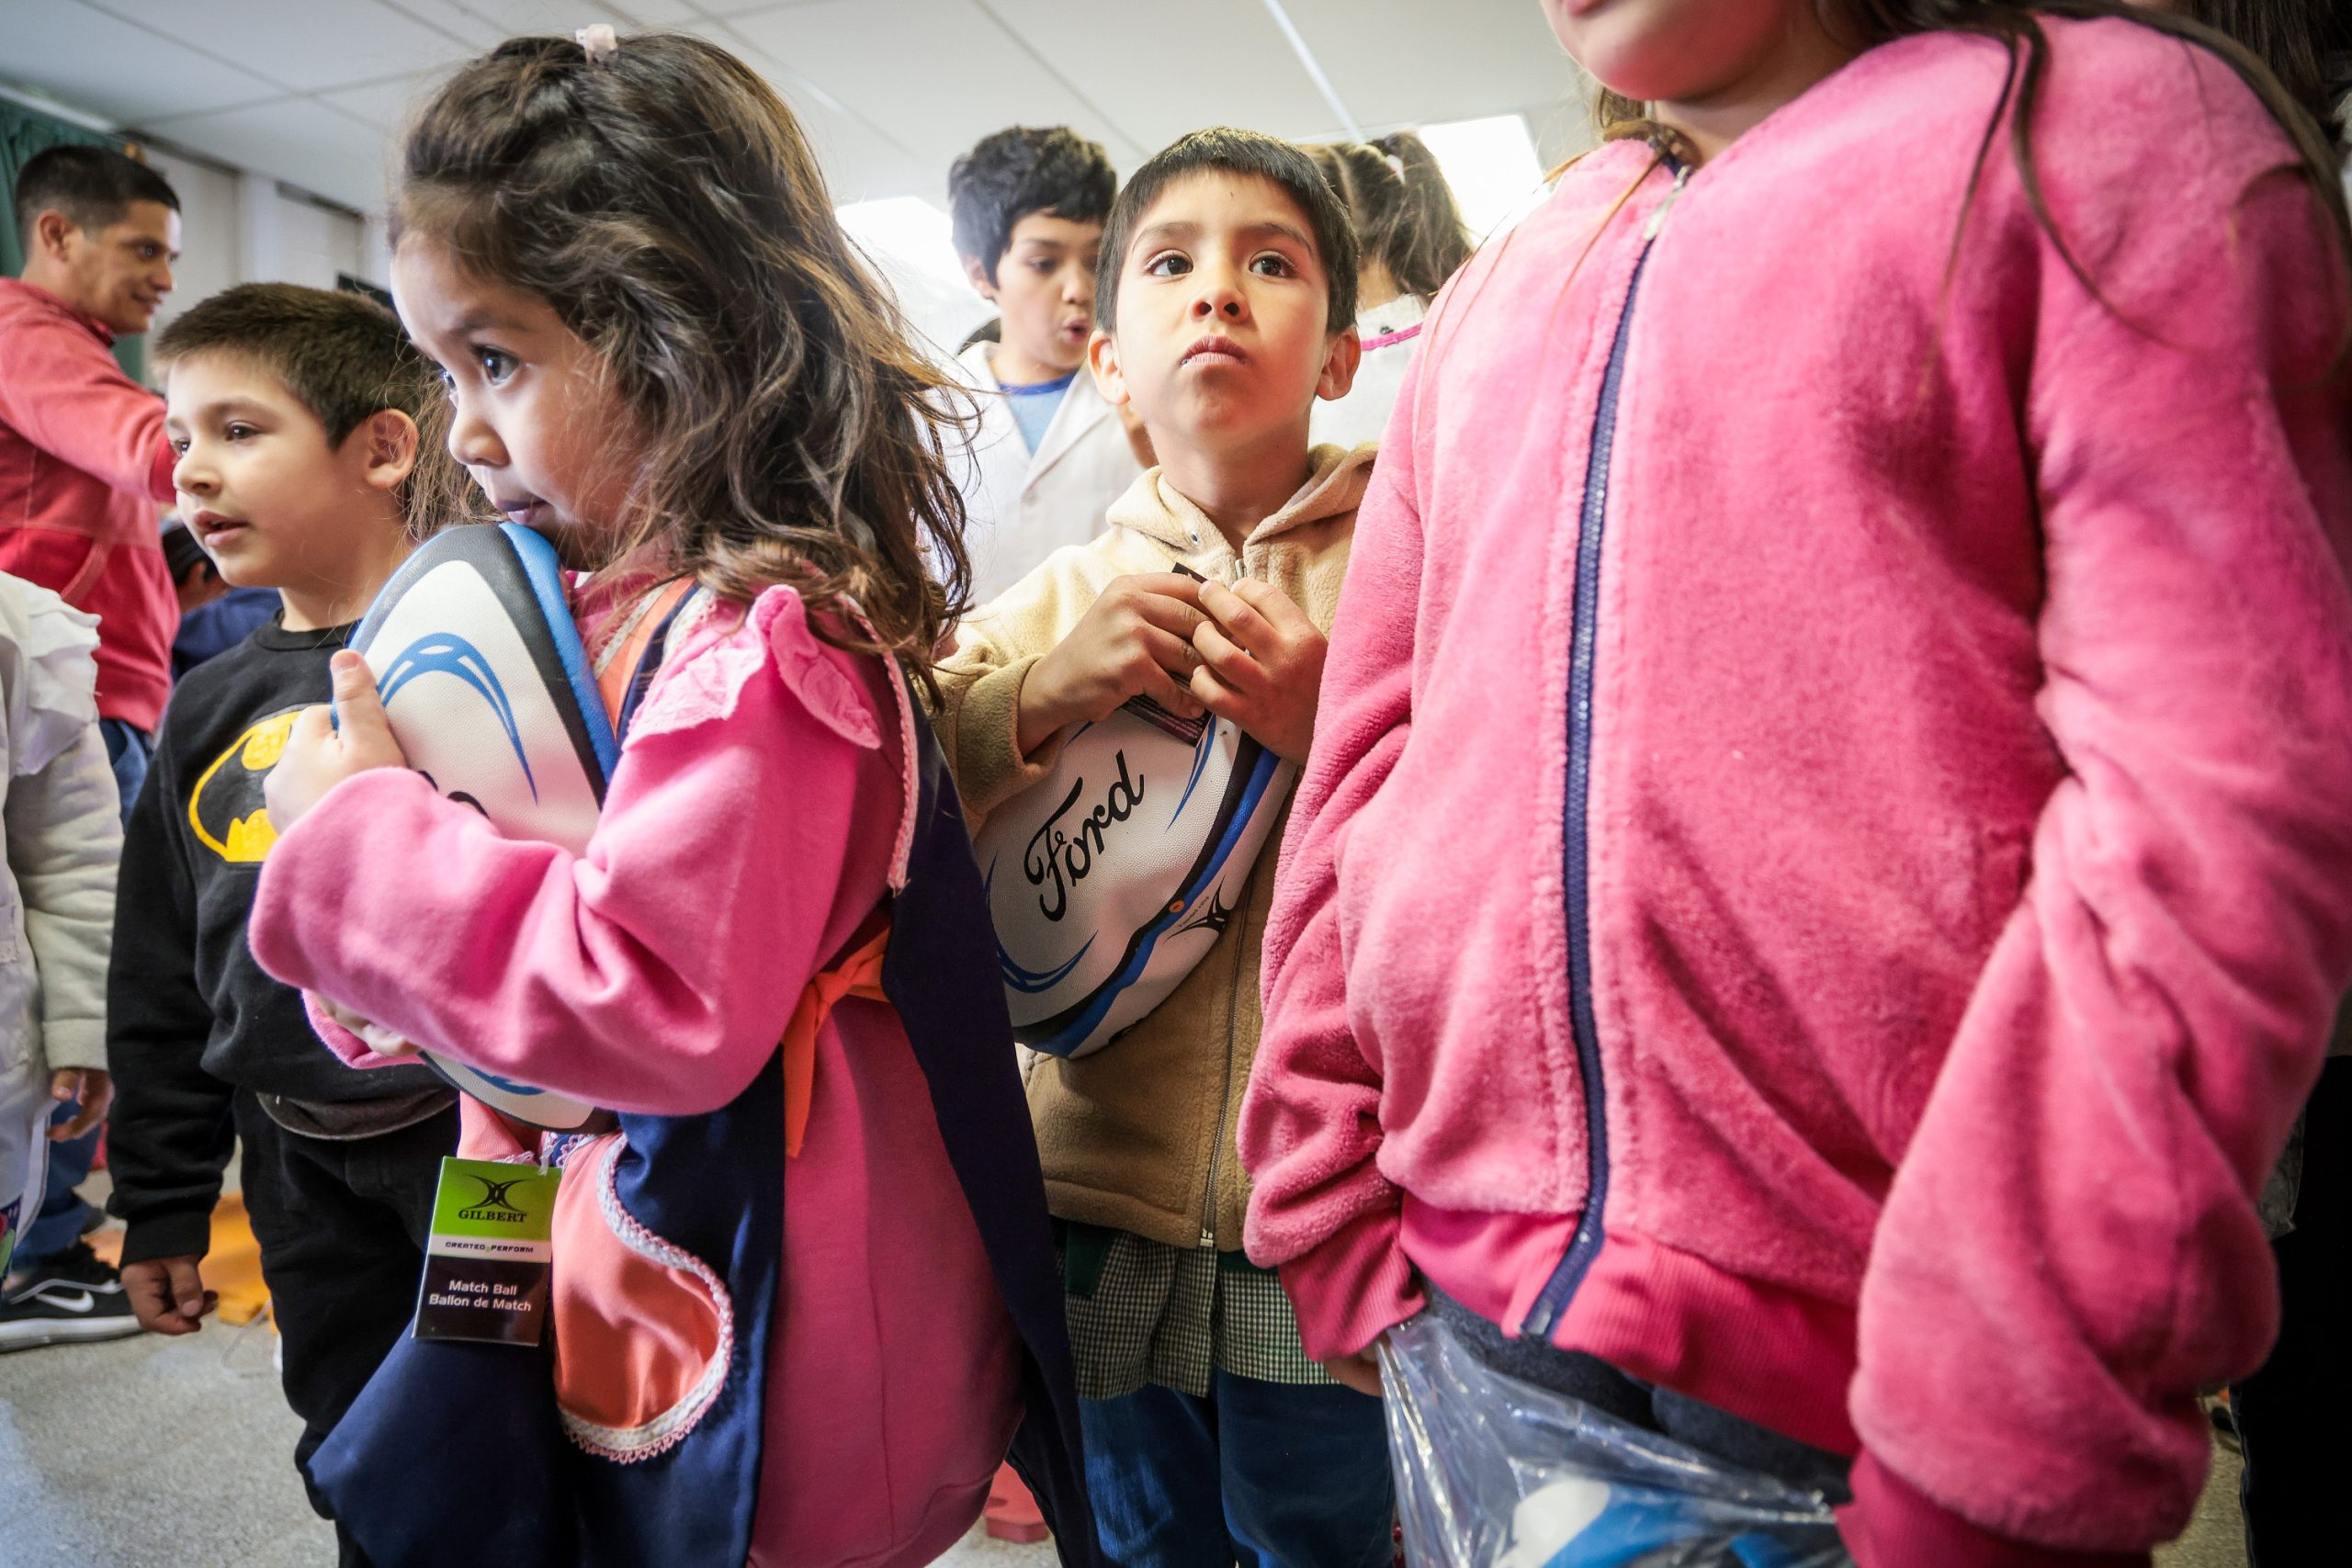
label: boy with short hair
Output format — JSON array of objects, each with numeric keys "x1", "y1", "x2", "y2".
[
  {"x1": 103, "y1": 283, "x2": 457, "y2": 1562},
  {"x1": 947, "y1": 125, "x2": 1144, "y2": 602},
  {"x1": 936, "y1": 129, "x2": 1389, "y2": 1565}
]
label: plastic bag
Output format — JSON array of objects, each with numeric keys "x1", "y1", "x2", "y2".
[{"x1": 1378, "y1": 1313, "x2": 1854, "y2": 1568}]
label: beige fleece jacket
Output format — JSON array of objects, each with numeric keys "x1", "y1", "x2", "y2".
[{"x1": 934, "y1": 443, "x2": 1373, "y2": 1249}]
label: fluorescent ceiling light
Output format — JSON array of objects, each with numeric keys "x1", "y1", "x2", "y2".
[
  {"x1": 1417, "y1": 114, "x2": 1545, "y2": 242},
  {"x1": 835, "y1": 196, "x2": 967, "y2": 292}
]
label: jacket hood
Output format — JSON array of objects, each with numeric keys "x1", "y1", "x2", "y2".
[{"x1": 1107, "y1": 443, "x2": 1376, "y2": 557}]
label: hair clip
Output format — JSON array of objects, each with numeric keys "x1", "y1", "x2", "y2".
[
  {"x1": 1385, "y1": 152, "x2": 1407, "y2": 179},
  {"x1": 577, "y1": 23, "x2": 619, "y2": 63}
]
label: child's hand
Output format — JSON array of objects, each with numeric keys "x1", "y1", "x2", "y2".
[
  {"x1": 1188, "y1": 578, "x2": 1328, "y2": 764},
  {"x1": 320, "y1": 996, "x2": 418, "y2": 1059},
  {"x1": 1320, "y1": 1345, "x2": 1384, "y2": 1398},
  {"x1": 46, "y1": 1068, "x2": 111, "y2": 1141},
  {"x1": 266, "y1": 650, "x2": 409, "y2": 832},
  {"x1": 121, "y1": 1254, "x2": 215, "y2": 1336},
  {"x1": 1018, "y1": 574, "x2": 1207, "y2": 757}
]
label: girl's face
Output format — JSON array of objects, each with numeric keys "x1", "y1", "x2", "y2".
[
  {"x1": 390, "y1": 235, "x2": 639, "y2": 567},
  {"x1": 1542, "y1": 0, "x2": 1829, "y2": 104}
]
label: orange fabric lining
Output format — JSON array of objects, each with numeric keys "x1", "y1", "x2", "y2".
[{"x1": 594, "y1": 577, "x2": 696, "y2": 721}]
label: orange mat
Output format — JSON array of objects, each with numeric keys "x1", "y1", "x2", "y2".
[{"x1": 87, "y1": 1190, "x2": 273, "y2": 1326}]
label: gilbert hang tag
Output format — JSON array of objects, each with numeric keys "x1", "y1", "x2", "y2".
[{"x1": 413, "y1": 1156, "x2": 559, "y2": 1346}]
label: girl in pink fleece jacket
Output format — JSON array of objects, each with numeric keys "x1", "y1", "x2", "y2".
[
  {"x1": 1239, "y1": 3, "x2": 2352, "y2": 1565},
  {"x1": 237, "y1": 31, "x2": 1094, "y2": 1568}
]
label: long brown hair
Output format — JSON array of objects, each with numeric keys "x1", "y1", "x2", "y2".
[
  {"x1": 1593, "y1": 2, "x2": 2349, "y2": 301},
  {"x1": 1308, "y1": 132, "x2": 1476, "y2": 301},
  {"x1": 397, "y1": 33, "x2": 976, "y2": 687}
]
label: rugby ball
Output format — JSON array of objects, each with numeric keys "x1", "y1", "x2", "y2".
[
  {"x1": 974, "y1": 703, "x2": 1296, "y2": 1057},
  {"x1": 348, "y1": 523, "x2": 620, "y2": 1133}
]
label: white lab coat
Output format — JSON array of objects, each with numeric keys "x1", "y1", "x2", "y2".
[
  {"x1": 0, "y1": 575, "x2": 117, "y2": 1266},
  {"x1": 951, "y1": 341, "x2": 1143, "y2": 605}
]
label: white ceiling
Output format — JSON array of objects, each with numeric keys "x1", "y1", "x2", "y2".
[{"x1": 0, "y1": 0, "x2": 1587, "y2": 214}]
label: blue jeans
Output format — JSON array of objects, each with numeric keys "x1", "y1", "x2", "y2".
[
  {"x1": 14, "y1": 1102, "x2": 100, "y2": 1268},
  {"x1": 1080, "y1": 1372, "x2": 1394, "y2": 1568},
  {"x1": 100, "y1": 716, "x2": 153, "y2": 824},
  {"x1": 11, "y1": 719, "x2": 155, "y2": 1270}
]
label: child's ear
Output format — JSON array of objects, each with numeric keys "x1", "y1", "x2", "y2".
[
  {"x1": 1315, "y1": 326, "x2": 1363, "y2": 403},
  {"x1": 963, "y1": 254, "x2": 999, "y2": 302},
  {"x1": 355, "y1": 409, "x2": 422, "y2": 492},
  {"x1": 1087, "y1": 328, "x2": 1129, "y2": 410}
]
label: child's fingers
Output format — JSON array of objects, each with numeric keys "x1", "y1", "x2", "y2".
[
  {"x1": 1127, "y1": 586, "x2": 1208, "y2": 644},
  {"x1": 282, "y1": 701, "x2": 337, "y2": 757},
  {"x1": 1192, "y1": 617, "x2": 1266, "y2": 695},
  {"x1": 1225, "y1": 575, "x2": 1313, "y2": 638},
  {"x1": 328, "y1": 651, "x2": 403, "y2": 763},
  {"x1": 164, "y1": 1258, "x2": 211, "y2": 1322},
  {"x1": 50, "y1": 1071, "x2": 111, "y2": 1140},
  {"x1": 1190, "y1": 662, "x2": 1250, "y2": 722},
  {"x1": 1196, "y1": 579, "x2": 1277, "y2": 659},
  {"x1": 1136, "y1": 626, "x2": 1204, "y2": 683},
  {"x1": 1131, "y1": 632, "x2": 1204, "y2": 716}
]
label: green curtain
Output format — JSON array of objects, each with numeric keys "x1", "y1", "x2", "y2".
[{"x1": 1, "y1": 97, "x2": 147, "y2": 381}]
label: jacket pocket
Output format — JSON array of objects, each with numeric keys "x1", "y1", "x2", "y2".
[{"x1": 548, "y1": 1134, "x2": 734, "y2": 1462}]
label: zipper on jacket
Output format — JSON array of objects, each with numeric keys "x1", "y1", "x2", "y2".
[{"x1": 1520, "y1": 164, "x2": 1679, "y2": 1344}]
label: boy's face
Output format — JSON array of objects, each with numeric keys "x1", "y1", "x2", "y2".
[
  {"x1": 391, "y1": 236, "x2": 637, "y2": 569},
  {"x1": 967, "y1": 211, "x2": 1101, "y2": 378},
  {"x1": 1090, "y1": 171, "x2": 1356, "y2": 459},
  {"x1": 164, "y1": 351, "x2": 415, "y2": 597}
]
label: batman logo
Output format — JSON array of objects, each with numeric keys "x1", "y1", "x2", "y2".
[{"x1": 188, "y1": 708, "x2": 306, "y2": 863}]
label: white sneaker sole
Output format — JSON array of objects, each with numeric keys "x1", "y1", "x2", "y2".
[{"x1": 0, "y1": 1315, "x2": 144, "y2": 1351}]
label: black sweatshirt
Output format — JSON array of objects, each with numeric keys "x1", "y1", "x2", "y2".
[{"x1": 107, "y1": 617, "x2": 452, "y2": 1264}]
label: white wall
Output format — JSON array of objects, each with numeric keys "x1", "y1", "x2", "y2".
[
  {"x1": 139, "y1": 141, "x2": 374, "y2": 361},
  {"x1": 277, "y1": 190, "x2": 365, "y2": 292},
  {"x1": 140, "y1": 145, "x2": 239, "y2": 344}
]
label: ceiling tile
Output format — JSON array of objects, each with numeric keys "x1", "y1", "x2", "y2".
[
  {"x1": 1278, "y1": 0, "x2": 1577, "y2": 135},
  {"x1": 377, "y1": 0, "x2": 502, "y2": 48},
  {"x1": 152, "y1": 96, "x2": 397, "y2": 209},
  {"x1": 978, "y1": 0, "x2": 1337, "y2": 156},
  {"x1": 607, "y1": 0, "x2": 712, "y2": 23},
  {"x1": 432, "y1": 0, "x2": 636, "y2": 34},
  {"x1": 316, "y1": 71, "x2": 445, "y2": 132},
  {"x1": 90, "y1": 0, "x2": 477, "y2": 93},
  {"x1": 719, "y1": 0, "x2": 1129, "y2": 184},
  {"x1": 0, "y1": 0, "x2": 284, "y2": 121}
]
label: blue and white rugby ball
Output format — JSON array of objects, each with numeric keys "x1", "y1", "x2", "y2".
[
  {"x1": 348, "y1": 523, "x2": 620, "y2": 1133},
  {"x1": 974, "y1": 705, "x2": 1297, "y2": 1058}
]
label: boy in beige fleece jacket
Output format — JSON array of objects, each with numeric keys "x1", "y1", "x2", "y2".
[{"x1": 935, "y1": 128, "x2": 1389, "y2": 1568}]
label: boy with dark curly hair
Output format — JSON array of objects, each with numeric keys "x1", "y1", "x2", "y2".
[{"x1": 947, "y1": 125, "x2": 1144, "y2": 601}]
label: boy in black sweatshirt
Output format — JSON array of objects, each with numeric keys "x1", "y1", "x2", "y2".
[{"x1": 106, "y1": 284, "x2": 458, "y2": 1558}]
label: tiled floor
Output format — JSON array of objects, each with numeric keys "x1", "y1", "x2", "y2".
[
  {"x1": 0, "y1": 1300, "x2": 1057, "y2": 1568},
  {"x1": 0, "y1": 1182, "x2": 2245, "y2": 1568}
]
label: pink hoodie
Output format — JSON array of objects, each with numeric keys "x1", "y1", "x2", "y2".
[
  {"x1": 250, "y1": 586, "x2": 1021, "y2": 1568},
  {"x1": 1238, "y1": 19, "x2": 2352, "y2": 1567}
]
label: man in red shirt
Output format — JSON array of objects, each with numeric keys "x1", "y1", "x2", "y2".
[
  {"x1": 0, "y1": 145, "x2": 181, "y2": 800},
  {"x1": 0, "y1": 143, "x2": 178, "y2": 1346}
]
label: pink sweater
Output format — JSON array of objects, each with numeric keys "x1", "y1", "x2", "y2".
[
  {"x1": 1238, "y1": 19, "x2": 2352, "y2": 1567},
  {"x1": 251, "y1": 586, "x2": 1020, "y2": 1567}
]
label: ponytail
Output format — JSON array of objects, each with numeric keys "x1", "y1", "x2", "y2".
[{"x1": 1310, "y1": 133, "x2": 1476, "y2": 306}]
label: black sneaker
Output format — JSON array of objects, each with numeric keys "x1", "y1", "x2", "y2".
[{"x1": 0, "y1": 1239, "x2": 141, "y2": 1350}]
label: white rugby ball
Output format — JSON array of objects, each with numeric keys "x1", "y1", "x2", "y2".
[
  {"x1": 975, "y1": 703, "x2": 1296, "y2": 1057},
  {"x1": 347, "y1": 524, "x2": 620, "y2": 1133}
]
